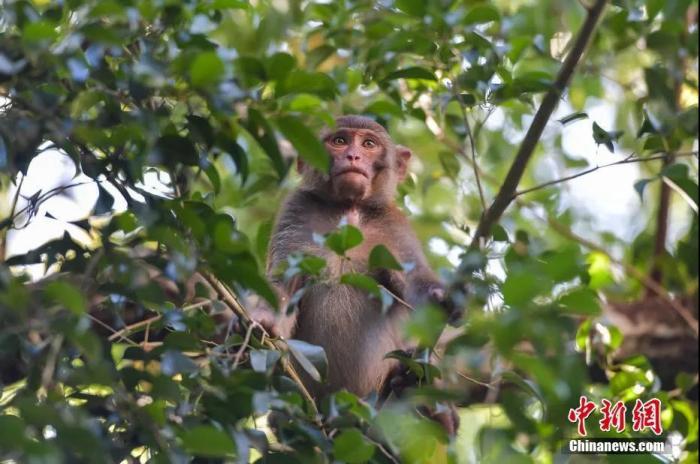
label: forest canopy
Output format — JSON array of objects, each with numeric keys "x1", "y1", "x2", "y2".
[{"x1": 0, "y1": 0, "x2": 698, "y2": 463}]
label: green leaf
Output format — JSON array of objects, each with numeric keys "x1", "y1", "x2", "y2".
[
  {"x1": 0, "y1": 415, "x2": 26, "y2": 450},
  {"x1": 368, "y1": 245, "x2": 403, "y2": 271},
  {"x1": 491, "y1": 224, "x2": 510, "y2": 242},
  {"x1": 404, "y1": 306, "x2": 446, "y2": 347},
  {"x1": 189, "y1": 51, "x2": 225, "y2": 88},
  {"x1": 340, "y1": 273, "x2": 381, "y2": 297},
  {"x1": 0, "y1": 135, "x2": 7, "y2": 170},
  {"x1": 94, "y1": 184, "x2": 115, "y2": 215},
  {"x1": 275, "y1": 115, "x2": 330, "y2": 172},
  {"x1": 255, "y1": 220, "x2": 273, "y2": 264},
  {"x1": 501, "y1": 271, "x2": 544, "y2": 306},
  {"x1": 463, "y1": 4, "x2": 500, "y2": 25},
  {"x1": 287, "y1": 94, "x2": 324, "y2": 112},
  {"x1": 297, "y1": 255, "x2": 327, "y2": 276},
  {"x1": 181, "y1": 426, "x2": 236, "y2": 457},
  {"x1": 438, "y1": 151, "x2": 461, "y2": 180},
  {"x1": 634, "y1": 178, "x2": 654, "y2": 201},
  {"x1": 244, "y1": 109, "x2": 288, "y2": 179},
  {"x1": 265, "y1": 52, "x2": 296, "y2": 81},
  {"x1": 661, "y1": 163, "x2": 689, "y2": 181},
  {"x1": 250, "y1": 349, "x2": 281, "y2": 373},
  {"x1": 287, "y1": 339, "x2": 328, "y2": 382},
  {"x1": 678, "y1": 107, "x2": 699, "y2": 136},
  {"x1": 333, "y1": 429, "x2": 376, "y2": 463},
  {"x1": 364, "y1": 100, "x2": 404, "y2": 118},
  {"x1": 43, "y1": 281, "x2": 87, "y2": 315},
  {"x1": 161, "y1": 350, "x2": 198, "y2": 376},
  {"x1": 592, "y1": 121, "x2": 623, "y2": 153},
  {"x1": 541, "y1": 245, "x2": 582, "y2": 282},
  {"x1": 557, "y1": 288, "x2": 600, "y2": 315},
  {"x1": 208, "y1": 0, "x2": 248, "y2": 9},
  {"x1": 325, "y1": 224, "x2": 363, "y2": 255},
  {"x1": 637, "y1": 112, "x2": 658, "y2": 137},
  {"x1": 279, "y1": 70, "x2": 338, "y2": 99},
  {"x1": 575, "y1": 318, "x2": 593, "y2": 352},
  {"x1": 204, "y1": 163, "x2": 221, "y2": 194},
  {"x1": 665, "y1": 177, "x2": 699, "y2": 211},
  {"x1": 559, "y1": 112, "x2": 588, "y2": 125},
  {"x1": 22, "y1": 21, "x2": 58, "y2": 44},
  {"x1": 383, "y1": 66, "x2": 436, "y2": 82},
  {"x1": 154, "y1": 135, "x2": 199, "y2": 166},
  {"x1": 385, "y1": 350, "x2": 425, "y2": 377},
  {"x1": 395, "y1": 0, "x2": 426, "y2": 17},
  {"x1": 216, "y1": 136, "x2": 249, "y2": 183}
]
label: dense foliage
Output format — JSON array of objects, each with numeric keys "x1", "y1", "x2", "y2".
[{"x1": 0, "y1": 0, "x2": 697, "y2": 462}]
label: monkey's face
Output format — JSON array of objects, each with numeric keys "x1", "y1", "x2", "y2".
[{"x1": 324, "y1": 128, "x2": 388, "y2": 202}]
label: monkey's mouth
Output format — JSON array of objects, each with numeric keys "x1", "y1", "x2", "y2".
[{"x1": 335, "y1": 167, "x2": 369, "y2": 178}]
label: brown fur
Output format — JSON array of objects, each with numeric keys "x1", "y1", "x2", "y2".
[{"x1": 254, "y1": 116, "x2": 448, "y2": 400}]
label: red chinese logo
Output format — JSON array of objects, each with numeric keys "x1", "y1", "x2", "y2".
[
  {"x1": 567, "y1": 396, "x2": 663, "y2": 436},
  {"x1": 632, "y1": 398, "x2": 662, "y2": 435},
  {"x1": 568, "y1": 396, "x2": 597, "y2": 436},
  {"x1": 599, "y1": 399, "x2": 627, "y2": 433}
]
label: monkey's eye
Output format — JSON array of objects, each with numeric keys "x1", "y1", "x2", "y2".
[
  {"x1": 362, "y1": 139, "x2": 377, "y2": 148},
  {"x1": 332, "y1": 136, "x2": 347, "y2": 145}
]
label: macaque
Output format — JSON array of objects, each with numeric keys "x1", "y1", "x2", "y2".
[{"x1": 252, "y1": 116, "x2": 458, "y2": 432}]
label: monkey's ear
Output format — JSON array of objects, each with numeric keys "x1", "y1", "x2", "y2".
[
  {"x1": 296, "y1": 157, "x2": 306, "y2": 174},
  {"x1": 396, "y1": 145, "x2": 412, "y2": 181}
]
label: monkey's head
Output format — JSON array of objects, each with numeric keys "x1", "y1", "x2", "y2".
[{"x1": 298, "y1": 115, "x2": 411, "y2": 206}]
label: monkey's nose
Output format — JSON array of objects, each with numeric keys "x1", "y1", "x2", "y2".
[{"x1": 346, "y1": 152, "x2": 361, "y2": 161}]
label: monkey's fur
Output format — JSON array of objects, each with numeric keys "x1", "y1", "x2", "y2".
[{"x1": 255, "y1": 116, "x2": 451, "y2": 400}]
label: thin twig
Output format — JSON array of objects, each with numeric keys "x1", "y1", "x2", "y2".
[
  {"x1": 2, "y1": 180, "x2": 100, "y2": 231},
  {"x1": 89, "y1": 314, "x2": 139, "y2": 346},
  {"x1": 233, "y1": 321, "x2": 256, "y2": 368},
  {"x1": 8, "y1": 175, "x2": 25, "y2": 224},
  {"x1": 107, "y1": 300, "x2": 212, "y2": 341},
  {"x1": 456, "y1": 93, "x2": 487, "y2": 212},
  {"x1": 81, "y1": 249, "x2": 104, "y2": 291},
  {"x1": 513, "y1": 151, "x2": 698, "y2": 198},
  {"x1": 366, "y1": 436, "x2": 400, "y2": 464},
  {"x1": 40, "y1": 335, "x2": 64, "y2": 395},
  {"x1": 0, "y1": 174, "x2": 25, "y2": 257},
  {"x1": 662, "y1": 175, "x2": 698, "y2": 213},
  {"x1": 378, "y1": 284, "x2": 414, "y2": 311},
  {"x1": 455, "y1": 371, "x2": 497, "y2": 390}
]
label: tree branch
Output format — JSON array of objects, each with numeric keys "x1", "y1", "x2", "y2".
[
  {"x1": 469, "y1": 0, "x2": 609, "y2": 248},
  {"x1": 649, "y1": 7, "x2": 693, "y2": 290}
]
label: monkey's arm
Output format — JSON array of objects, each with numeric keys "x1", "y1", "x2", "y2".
[
  {"x1": 253, "y1": 197, "x2": 323, "y2": 338},
  {"x1": 387, "y1": 221, "x2": 458, "y2": 319}
]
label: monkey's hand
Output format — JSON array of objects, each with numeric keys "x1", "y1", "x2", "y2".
[
  {"x1": 247, "y1": 307, "x2": 283, "y2": 338},
  {"x1": 427, "y1": 285, "x2": 463, "y2": 325},
  {"x1": 419, "y1": 403, "x2": 460, "y2": 437}
]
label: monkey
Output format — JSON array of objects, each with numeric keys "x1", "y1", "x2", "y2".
[{"x1": 250, "y1": 115, "x2": 459, "y2": 433}]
